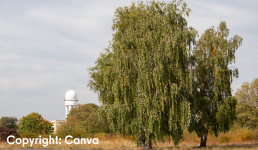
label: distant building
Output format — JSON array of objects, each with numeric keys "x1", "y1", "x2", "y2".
[
  {"x1": 51, "y1": 120, "x2": 66, "y2": 133},
  {"x1": 51, "y1": 90, "x2": 78, "y2": 133}
]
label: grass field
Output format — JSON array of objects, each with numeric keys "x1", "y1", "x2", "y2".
[
  {"x1": 1, "y1": 140, "x2": 258, "y2": 149},
  {"x1": 1, "y1": 126, "x2": 258, "y2": 149}
]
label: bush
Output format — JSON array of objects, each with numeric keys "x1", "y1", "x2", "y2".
[
  {"x1": 56, "y1": 123, "x2": 86, "y2": 139},
  {"x1": 0, "y1": 127, "x2": 18, "y2": 142},
  {"x1": 19, "y1": 112, "x2": 52, "y2": 135},
  {"x1": 219, "y1": 134, "x2": 231, "y2": 143},
  {"x1": 56, "y1": 103, "x2": 110, "y2": 138},
  {"x1": 239, "y1": 130, "x2": 253, "y2": 141}
]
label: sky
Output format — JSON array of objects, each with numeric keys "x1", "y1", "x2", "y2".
[{"x1": 0, "y1": 0, "x2": 257, "y2": 121}]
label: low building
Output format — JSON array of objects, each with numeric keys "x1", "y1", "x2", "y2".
[{"x1": 51, "y1": 120, "x2": 66, "y2": 133}]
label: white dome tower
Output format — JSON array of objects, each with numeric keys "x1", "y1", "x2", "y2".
[{"x1": 64, "y1": 90, "x2": 78, "y2": 118}]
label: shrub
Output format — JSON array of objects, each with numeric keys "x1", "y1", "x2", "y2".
[
  {"x1": 219, "y1": 134, "x2": 231, "y2": 143},
  {"x1": 239, "y1": 130, "x2": 253, "y2": 141},
  {"x1": 56, "y1": 103, "x2": 110, "y2": 138},
  {"x1": 0, "y1": 127, "x2": 18, "y2": 142},
  {"x1": 19, "y1": 112, "x2": 52, "y2": 135}
]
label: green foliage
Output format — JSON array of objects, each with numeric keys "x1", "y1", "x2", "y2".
[
  {"x1": 55, "y1": 123, "x2": 74, "y2": 139},
  {"x1": 56, "y1": 103, "x2": 109, "y2": 138},
  {"x1": 88, "y1": 0, "x2": 243, "y2": 148},
  {"x1": 19, "y1": 132, "x2": 37, "y2": 138},
  {"x1": 88, "y1": 0, "x2": 196, "y2": 147},
  {"x1": 235, "y1": 78, "x2": 258, "y2": 129},
  {"x1": 19, "y1": 112, "x2": 52, "y2": 135},
  {"x1": 217, "y1": 96, "x2": 237, "y2": 132},
  {"x1": 188, "y1": 21, "x2": 242, "y2": 147},
  {"x1": 0, "y1": 116, "x2": 18, "y2": 130}
]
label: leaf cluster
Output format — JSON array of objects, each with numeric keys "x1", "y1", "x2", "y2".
[
  {"x1": 18, "y1": 112, "x2": 52, "y2": 135},
  {"x1": 0, "y1": 116, "x2": 18, "y2": 130}
]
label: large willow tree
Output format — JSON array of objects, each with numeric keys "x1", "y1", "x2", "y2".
[
  {"x1": 188, "y1": 22, "x2": 243, "y2": 147},
  {"x1": 88, "y1": 0, "x2": 196, "y2": 148}
]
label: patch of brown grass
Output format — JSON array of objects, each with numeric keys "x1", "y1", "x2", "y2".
[
  {"x1": 1, "y1": 140, "x2": 258, "y2": 149},
  {"x1": 1, "y1": 127, "x2": 258, "y2": 149},
  {"x1": 0, "y1": 139, "x2": 137, "y2": 150},
  {"x1": 181, "y1": 127, "x2": 258, "y2": 144}
]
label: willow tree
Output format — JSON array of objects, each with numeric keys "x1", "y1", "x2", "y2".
[
  {"x1": 188, "y1": 22, "x2": 243, "y2": 147},
  {"x1": 88, "y1": 0, "x2": 196, "y2": 148}
]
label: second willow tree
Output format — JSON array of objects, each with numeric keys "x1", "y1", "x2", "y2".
[
  {"x1": 88, "y1": 0, "x2": 196, "y2": 148},
  {"x1": 188, "y1": 22, "x2": 243, "y2": 147}
]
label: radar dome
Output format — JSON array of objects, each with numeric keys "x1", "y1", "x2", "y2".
[{"x1": 65, "y1": 90, "x2": 77, "y2": 100}]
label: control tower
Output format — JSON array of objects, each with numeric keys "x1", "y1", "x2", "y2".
[{"x1": 64, "y1": 90, "x2": 78, "y2": 118}]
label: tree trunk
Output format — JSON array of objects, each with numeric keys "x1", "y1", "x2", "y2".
[
  {"x1": 199, "y1": 132, "x2": 204, "y2": 147},
  {"x1": 147, "y1": 133, "x2": 152, "y2": 149},
  {"x1": 199, "y1": 132, "x2": 208, "y2": 147},
  {"x1": 203, "y1": 133, "x2": 207, "y2": 147},
  {"x1": 139, "y1": 131, "x2": 145, "y2": 148},
  {"x1": 139, "y1": 131, "x2": 152, "y2": 149}
]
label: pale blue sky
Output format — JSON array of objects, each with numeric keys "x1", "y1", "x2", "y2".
[{"x1": 0, "y1": 0, "x2": 257, "y2": 121}]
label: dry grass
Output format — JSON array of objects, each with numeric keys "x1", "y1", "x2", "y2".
[
  {"x1": 182, "y1": 127, "x2": 258, "y2": 144},
  {"x1": 156, "y1": 141, "x2": 258, "y2": 150},
  {"x1": 1, "y1": 140, "x2": 258, "y2": 150},
  {"x1": 0, "y1": 139, "x2": 137, "y2": 149},
  {"x1": 1, "y1": 127, "x2": 258, "y2": 149}
]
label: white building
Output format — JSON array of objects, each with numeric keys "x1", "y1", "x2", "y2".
[
  {"x1": 64, "y1": 90, "x2": 78, "y2": 118},
  {"x1": 51, "y1": 90, "x2": 78, "y2": 133}
]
